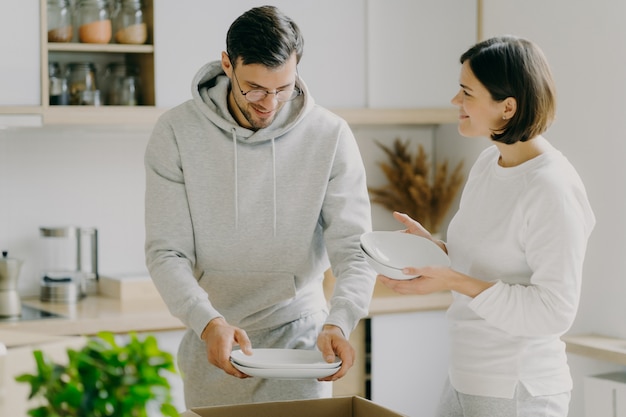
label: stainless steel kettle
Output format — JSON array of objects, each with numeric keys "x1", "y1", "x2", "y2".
[
  {"x1": 0, "y1": 251, "x2": 23, "y2": 317},
  {"x1": 39, "y1": 226, "x2": 98, "y2": 303}
]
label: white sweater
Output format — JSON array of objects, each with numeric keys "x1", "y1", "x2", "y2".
[{"x1": 445, "y1": 145, "x2": 595, "y2": 398}]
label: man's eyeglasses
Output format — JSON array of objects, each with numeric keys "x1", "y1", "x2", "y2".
[{"x1": 231, "y1": 69, "x2": 301, "y2": 103}]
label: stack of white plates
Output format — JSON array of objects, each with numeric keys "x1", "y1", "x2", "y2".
[
  {"x1": 360, "y1": 231, "x2": 451, "y2": 280},
  {"x1": 230, "y1": 348, "x2": 342, "y2": 379}
]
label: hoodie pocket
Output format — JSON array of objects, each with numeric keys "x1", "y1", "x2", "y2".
[{"x1": 199, "y1": 270, "x2": 297, "y2": 326}]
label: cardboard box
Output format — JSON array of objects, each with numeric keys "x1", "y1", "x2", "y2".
[
  {"x1": 180, "y1": 396, "x2": 406, "y2": 417},
  {"x1": 98, "y1": 273, "x2": 161, "y2": 301}
]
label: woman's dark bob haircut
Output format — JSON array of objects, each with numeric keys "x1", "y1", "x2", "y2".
[
  {"x1": 461, "y1": 35, "x2": 557, "y2": 144},
  {"x1": 226, "y1": 5, "x2": 304, "y2": 69}
]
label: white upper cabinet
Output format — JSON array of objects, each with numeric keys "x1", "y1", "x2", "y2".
[
  {"x1": 154, "y1": 0, "x2": 475, "y2": 110},
  {"x1": 153, "y1": 0, "x2": 366, "y2": 109},
  {"x1": 0, "y1": 2, "x2": 41, "y2": 106},
  {"x1": 367, "y1": 0, "x2": 477, "y2": 108}
]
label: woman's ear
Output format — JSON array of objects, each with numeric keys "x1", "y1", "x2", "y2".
[{"x1": 503, "y1": 97, "x2": 517, "y2": 120}]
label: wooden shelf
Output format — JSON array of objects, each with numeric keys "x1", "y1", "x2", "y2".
[
  {"x1": 0, "y1": 106, "x2": 459, "y2": 127},
  {"x1": 48, "y1": 42, "x2": 154, "y2": 54},
  {"x1": 332, "y1": 107, "x2": 458, "y2": 125},
  {"x1": 42, "y1": 105, "x2": 165, "y2": 126}
]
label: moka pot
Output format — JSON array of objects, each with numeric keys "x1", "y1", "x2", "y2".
[{"x1": 0, "y1": 251, "x2": 23, "y2": 317}]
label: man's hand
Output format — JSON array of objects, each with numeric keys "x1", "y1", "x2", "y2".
[
  {"x1": 316, "y1": 324, "x2": 355, "y2": 382},
  {"x1": 200, "y1": 317, "x2": 253, "y2": 378}
]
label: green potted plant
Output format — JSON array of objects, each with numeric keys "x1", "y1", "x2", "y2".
[{"x1": 15, "y1": 331, "x2": 179, "y2": 417}]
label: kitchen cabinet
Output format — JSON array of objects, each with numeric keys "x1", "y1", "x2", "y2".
[
  {"x1": 0, "y1": 0, "x2": 160, "y2": 126},
  {"x1": 0, "y1": 1, "x2": 42, "y2": 127},
  {"x1": 0, "y1": 334, "x2": 87, "y2": 416},
  {"x1": 0, "y1": 2, "x2": 40, "y2": 107},
  {"x1": 367, "y1": 0, "x2": 477, "y2": 108},
  {"x1": 584, "y1": 372, "x2": 626, "y2": 417},
  {"x1": 153, "y1": 0, "x2": 366, "y2": 109},
  {"x1": 1, "y1": 0, "x2": 471, "y2": 127},
  {"x1": 42, "y1": 0, "x2": 157, "y2": 125},
  {"x1": 370, "y1": 311, "x2": 449, "y2": 417},
  {"x1": 154, "y1": 0, "x2": 474, "y2": 111}
]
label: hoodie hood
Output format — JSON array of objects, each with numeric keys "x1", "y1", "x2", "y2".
[
  {"x1": 188, "y1": 60, "x2": 315, "y2": 236},
  {"x1": 190, "y1": 60, "x2": 314, "y2": 143}
]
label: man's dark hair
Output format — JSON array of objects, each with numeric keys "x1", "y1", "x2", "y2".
[{"x1": 226, "y1": 5, "x2": 304, "y2": 69}]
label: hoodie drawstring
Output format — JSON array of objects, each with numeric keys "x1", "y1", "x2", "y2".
[
  {"x1": 271, "y1": 137, "x2": 277, "y2": 237},
  {"x1": 231, "y1": 129, "x2": 277, "y2": 237},
  {"x1": 231, "y1": 128, "x2": 239, "y2": 231}
]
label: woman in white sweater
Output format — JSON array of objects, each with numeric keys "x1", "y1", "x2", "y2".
[{"x1": 378, "y1": 36, "x2": 595, "y2": 417}]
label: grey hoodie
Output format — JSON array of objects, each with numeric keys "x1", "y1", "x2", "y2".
[{"x1": 144, "y1": 61, "x2": 375, "y2": 339}]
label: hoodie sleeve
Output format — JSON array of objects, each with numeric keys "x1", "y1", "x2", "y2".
[
  {"x1": 144, "y1": 116, "x2": 223, "y2": 338},
  {"x1": 321, "y1": 122, "x2": 377, "y2": 338}
]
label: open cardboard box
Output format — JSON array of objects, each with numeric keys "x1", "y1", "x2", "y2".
[{"x1": 180, "y1": 396, "x2": 406, "y2": 417}]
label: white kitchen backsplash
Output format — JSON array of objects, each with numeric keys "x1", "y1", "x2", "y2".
[
  {"x1": 0, "y1": 123, "x2": 470, "y2": 297},
  {"x1": 0, "y1": 126, "x2": 152, "y2": 296}
]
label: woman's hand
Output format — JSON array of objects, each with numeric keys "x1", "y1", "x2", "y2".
[
  {"x1": 378, "y1": 266, "x2": 495, "y2": 298},
  {"x1": 377, "y1": 265, "x2": 453, "y2": 295},
  {"x1": 393, "y1": 211, "x2": 446, "y2": 253}
]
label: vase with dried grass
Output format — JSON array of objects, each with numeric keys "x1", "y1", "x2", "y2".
[{"x1": 369, "y1": 138, "x2": 465, "y2": 235}]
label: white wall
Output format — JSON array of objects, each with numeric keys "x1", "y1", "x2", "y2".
[
  {"x1": 0, "y1": 126, "x2": 152, "y2": 296},
  {"x1": 482, "y1": 1, "x2": 626, "y2": 415}
]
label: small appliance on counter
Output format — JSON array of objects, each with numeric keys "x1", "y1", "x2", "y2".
[
  {"x1": 39, "y1": 226, "x2": 98, "y2": 303},
  {"x1": 0, "y1": 251, "x2": 23, "y2": 317}
]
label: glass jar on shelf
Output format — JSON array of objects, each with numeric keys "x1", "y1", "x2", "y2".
[
  {"x1": 49, "y1": 62, "x2": 69, "y2": 105},
  {"x1": 112, "y1": 0, "x2": 147, "y2": 44},
  {"x1": 103, "y1": 62, "x2": 141, "y2": 105},
  {"x1": 47, "y1": 0, "x2": 73, "y2": 42},
  {"x1": 75, "y1": 0, "x2": 112, "y2": 44},
  {"x1": 66, "y1": 62, "x2": 101, "y2": 106}
]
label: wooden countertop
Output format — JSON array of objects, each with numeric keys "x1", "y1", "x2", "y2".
[
  {"x1": 563, "y1": 333, "x2": 626, "y2": 366},
  {"x1": 3, "y1": 287, "x2": 623, "y2": 368},
  {"x1": 0, "y1": 281, "x2": 452, "y2": 344},
  {"x1": 0, "y1": 296, "x2": 184, "y2": 339},
  {"x1": 367, "y1": 281, "x2": 452, "y2": 315}
]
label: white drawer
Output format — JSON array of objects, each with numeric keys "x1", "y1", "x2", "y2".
[{"x1": 585, "y1": 372, "x2": 626, "y2": 417}]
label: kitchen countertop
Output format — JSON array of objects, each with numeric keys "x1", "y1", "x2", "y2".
[
  {"x1": 0, "y1": 280, "x2": 453, "y2": 344},
  {"x1": 3, "y1": 286, "x2": 618, "y2": 367},
  {"x1": 562, "y1": 333, "x2": 626, "y2": 366}
]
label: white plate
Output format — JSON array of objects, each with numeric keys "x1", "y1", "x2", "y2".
[
  {"x1": 362, "y1": 247, "x2": 418, "y2": 280},
  {"x1": 360, "y1": 231, "x2": 450, "y2": 269},
  {"x1": 231, "y1": 360, "x2": 339, "y2": 379},
  {"x1": 230, "y1": 348, "x2": 341, "y2": 369}
]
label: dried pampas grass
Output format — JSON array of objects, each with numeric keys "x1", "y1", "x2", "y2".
[{"x1": 369, "y1": 138, "x2": 465, "y2": 234}]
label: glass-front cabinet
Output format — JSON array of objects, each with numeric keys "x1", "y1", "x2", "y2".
[
  {"x1": 43, "y1": 0, "x2": 158, "y2": 124},
  {"x1": 0, "y1": 0, "x2": 475, "y2": 127},
  {"x1": 0, "y1": 0, "x2": 160, "y2": 126}
]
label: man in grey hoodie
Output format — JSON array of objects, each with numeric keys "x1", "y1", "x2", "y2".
[{"x1": 144, "y1": 5, "x2": 375, "y2": 408}]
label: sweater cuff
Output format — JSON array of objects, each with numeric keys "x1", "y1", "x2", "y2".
[
  {"x1": 325, "y1": 305, "x2": 361, "y2": 340},
  {"x1": 468, "y1": 279, "x2": 503, "y2": 317},
  {"x1": 189, "y1": 302, "x2": 224, "y2": 339}
]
